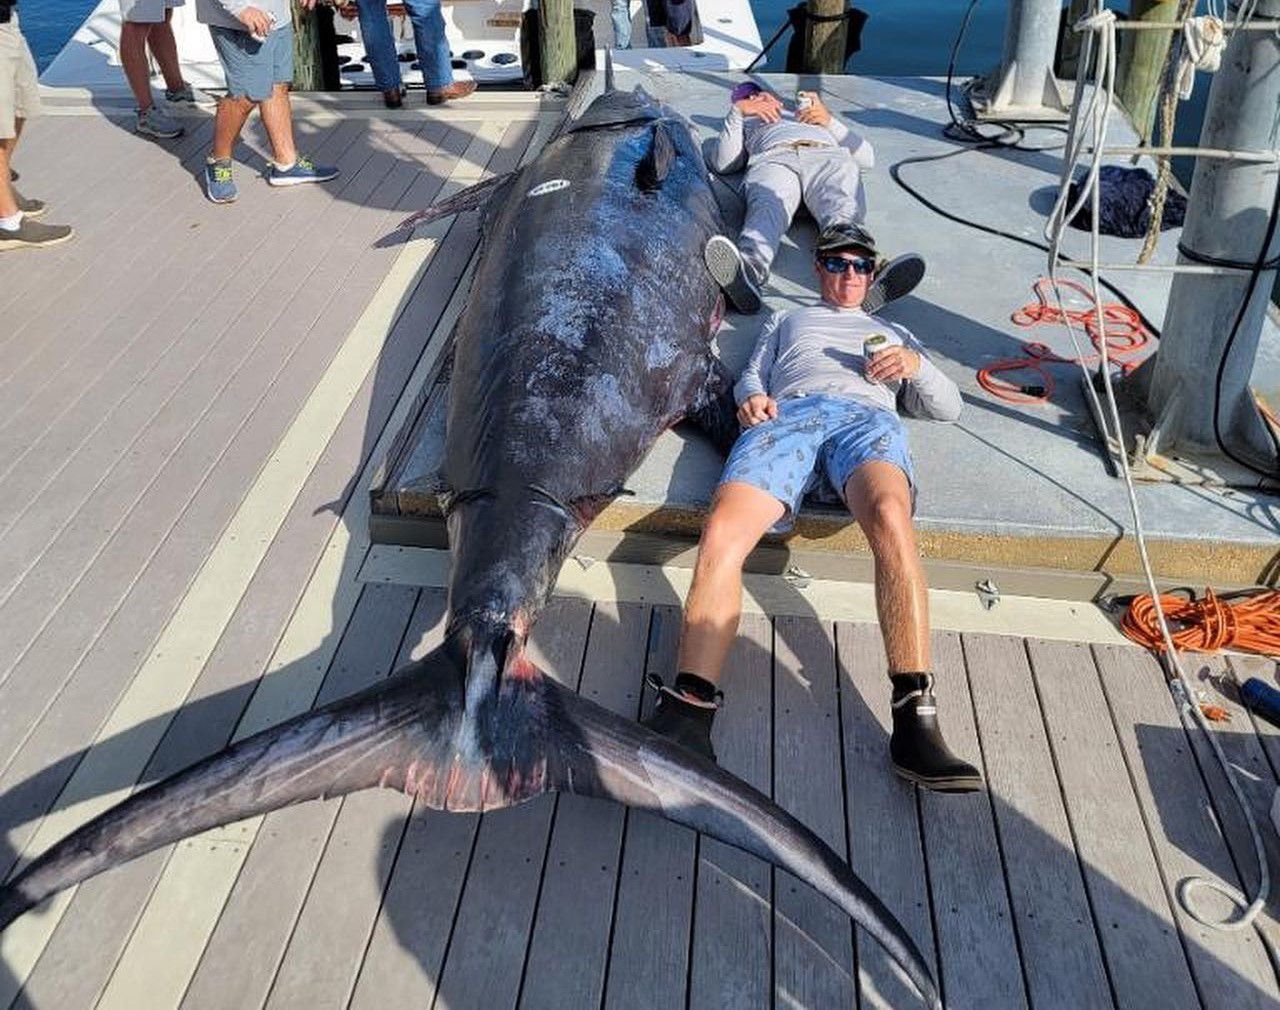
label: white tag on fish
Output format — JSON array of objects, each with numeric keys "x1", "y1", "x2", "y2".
[{"x1": 527, "y1": 179, "x2": 571, "y2": 197}]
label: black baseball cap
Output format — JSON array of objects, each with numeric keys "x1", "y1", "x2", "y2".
[{"x1": 815, "y1": 223, "x2": 878, "y2": 257}]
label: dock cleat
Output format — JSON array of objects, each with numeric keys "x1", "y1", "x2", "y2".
[
  {"x1": 889, "y1": 672, "x2": 984, "y2": 793},
  {"x1": 641, "y1": 673, "x2": 721, "y2": 762},
  {"x1": 268, "y1": 157, "x2": 340, "y2": 187}
]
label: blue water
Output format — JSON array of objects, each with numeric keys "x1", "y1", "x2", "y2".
[{"x1": 27, "y1": 0, "x2": 1003, "y2": 75}]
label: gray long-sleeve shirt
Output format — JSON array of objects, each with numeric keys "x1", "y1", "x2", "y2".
[
  {"x1": 711, "y1": 106, "x2": 875, "y2": 176},
  {"x1": 734, "y1": 305, "x2": 963, "y2": 422},
  {"x1": 196, "y1": 0, "x2": 290, "y2": 31}
]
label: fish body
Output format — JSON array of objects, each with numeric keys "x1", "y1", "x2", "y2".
[{"x1": 0, "y1": 90, "x2": 942, "y2": 1010}]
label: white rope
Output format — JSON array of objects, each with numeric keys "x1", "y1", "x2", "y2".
[{"x1": 1046, "y1": 0, "x2": 1271, "y2": 943}]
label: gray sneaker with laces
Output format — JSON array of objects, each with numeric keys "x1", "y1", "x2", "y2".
[
  {"x1": 13, "y1": 188, "x2": 45, "y2": 217},
  {"x1": 0, "y1": 218, "x2": 75, "y2": 252},
  {"x1": 136, "y1": 105, "x2": 184, "y2": 140},
  {"x1": 165, "y1": 85, "x2": 196, "y2": 103}
]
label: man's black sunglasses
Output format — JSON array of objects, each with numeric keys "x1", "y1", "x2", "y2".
[{"x1": 819, "y1": 255, "x2": 876, "y2": 276}]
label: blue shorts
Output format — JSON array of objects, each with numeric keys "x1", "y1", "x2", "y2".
[
  {"x1": 210, "y1": 23, "x2": 294, "y2": 102},
  {"x1": 720, "y1": 394, "x2": 916, "y2": 532}
]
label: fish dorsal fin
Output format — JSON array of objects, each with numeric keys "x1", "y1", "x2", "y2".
[
  {"x1": 398, "y1": 172, "x2": 514, "y2": 231},
  {"x1": 636, "y1": 121, "x2": 676, "y2": 192}
]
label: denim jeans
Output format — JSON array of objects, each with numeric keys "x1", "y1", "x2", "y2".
[
  {"x1": 611, "y1": 0, "x2": 631, "y2": 48},
  {"x1": 355, "y1": 0, "x2": 453, "y2": 91}
]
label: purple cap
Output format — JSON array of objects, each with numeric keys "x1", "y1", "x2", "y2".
[{"x1": 730, "y1": 81, "x2": 763, "y2": 103}]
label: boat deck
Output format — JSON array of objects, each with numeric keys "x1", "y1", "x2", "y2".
[{"x1": 0, "y1": 80, "x2": 1277, "y2": 1009}]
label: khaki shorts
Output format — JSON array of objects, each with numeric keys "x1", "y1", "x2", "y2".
[
  {"x1": 0, "y1": 16, "x2": 41, "y2": 141},
  {"x1": 120, "y1": 0, "x2": 185, "y2": 24}
]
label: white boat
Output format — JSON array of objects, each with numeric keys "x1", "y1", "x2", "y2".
[{"x1": 39, "y1": 0, "x2": 763, "y2": 93}]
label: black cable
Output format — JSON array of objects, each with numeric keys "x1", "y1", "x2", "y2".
[
  {"x1": 743, "y1": 17, "x2": 793, "y2": 74},
  {"x1": 1209, "y1": 161, "x2": 1280, "y2": 479},
  {"x1": 888, "y1": 148, "x2": 1163, "y2": 337}
]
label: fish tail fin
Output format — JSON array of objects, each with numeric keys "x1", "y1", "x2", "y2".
[
  {"x1": 541, "y1": 681, "x2": 944, "y2": 1010},
  {"x1": 0, "y1": 645, "x2": 470, "y2": 929}
]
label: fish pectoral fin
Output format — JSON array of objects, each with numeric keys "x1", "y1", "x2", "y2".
[
  {"x1": 683, "y1": 357, "x2": 739, "y2": 455},
  {"x1": 397, "y1": 172, "x2": 515, "y2": 230},
  {"x1": 636, "y1": 121, "x2": 677, "y2": 192},
  {"x1": 541, "y1": 681, "x2": 944, "y2": 1010}
]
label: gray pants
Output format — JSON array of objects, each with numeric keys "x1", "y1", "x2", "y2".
[{"x1": 739, "y1": 147, "x2": 867, "y2": 282}]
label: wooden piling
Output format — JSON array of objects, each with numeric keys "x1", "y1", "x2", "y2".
[
  {"x1": 539, "y1": 0, "x2": 578, "y2": 88},
  {"x1": 1115, "y1": 0, "x2": 1180, "y2": 144},
  {"x1": 291, "y1": 0, "x2": 324, "y2": 91},
  {"x1": 803, "y1": 0, "x2": 847, "y2": 76}
]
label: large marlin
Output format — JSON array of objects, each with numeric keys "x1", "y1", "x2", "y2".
[{"x1": 0, "y1": 89, "x2": 941, "y2": 1010}]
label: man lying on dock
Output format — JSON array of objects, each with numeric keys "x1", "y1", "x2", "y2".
[
  {"x1": 645, "y1": 223, "x2": 983, "y2": 793},
  {"x1": 705, "y1": 81, "x2": 923, "y2": 316}
]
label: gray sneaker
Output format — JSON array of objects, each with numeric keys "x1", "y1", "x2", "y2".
[
  {"x1": 0, "y1": 218, "x2": 75, "y2": 251},
  {"x1": 165, "y1": 85, "x2": 196, "y2": 103},
  {"x1": 136, "y1": 105, "x2": 184, "y2": 140},
  {"x1": 862, "y1": 253, "x2": 926, "y2": 315},
  {"x1": 704, "y1": 234, "x2": 762, "y2": 314},
  {"x1": 13, "y1": 188, "x2": 45, "y2": 217}
]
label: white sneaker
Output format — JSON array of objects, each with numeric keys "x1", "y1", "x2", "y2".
[{"x1": 704, "y1": 235, "x2": 762, "y2": 314}]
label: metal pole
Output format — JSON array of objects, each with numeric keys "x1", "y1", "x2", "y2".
[
  {"x1": 1129, "y1": 0, "x2": 1280, "y2": 472},
  {"x1": 970, "y1": 0, "x2": 1069, "y2": 120}
]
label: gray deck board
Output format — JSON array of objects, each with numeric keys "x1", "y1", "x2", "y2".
[
  {"x1": 0, "y1": 125, "x2": 446, "y2": 880},
  {"x1": 688, "y1": 611, "x2": 773, "y2": 1010},
  {"x1": 960, "y1": 632, "x2": 1113, "y2": 1010},
  {"x1": 835, "y1": 620, "x2": 938, "y2": 1010},
  {"x1": 517, "y1": 601, "x2": 649, "y2": 1010},
  {"x1": 1092, "y1": 646, "x2": 1279, "y2": 1008},
  {"x1": 176, "y1": 582, "x2": 421, "y2": 1010},
  {"x1": 920, "y1": 632, "x2": 1027, "y2": 1010},
  {"x1": 1031, "y1": 640, "x2": 1202, "y2": 1009},
  {"x1": 603, "y1": 604, "x2": 697, "y2": 1010},
  {"x1": 772, "y1": 615, "x2": 856, "y2": 1009}
]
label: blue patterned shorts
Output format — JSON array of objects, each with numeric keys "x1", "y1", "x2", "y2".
[{"x1": 720, "y1": 394, "x2": 915, "y2": 531}]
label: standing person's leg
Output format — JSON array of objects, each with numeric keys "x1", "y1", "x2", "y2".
[
  {"x1": 255, "y1": 23, "x2": 338, "y2": 186},
  {"x1": 119, "y1": 0, "x2": 184, "y2": 136},
  {"x1": 610, "y1": 0, "x2": 632, "y2": 48},
  {"x1": 843, "y1": 460, "x2": 982, "y2": 792},
  {"x1": 349, "y1": 0, "x2": 404, "y2": 104},
  {"x1": 148, "y1": 6, "x2": 190, "y2": 95},
  {"x1": 704, "y1": 156, "x2": 801, "y2": 315},
  {"x1": 404, "y1": 0, "x2": 474, "y2": 104},
  {"x1": 0, "y1": 19, "x2": 73, "y2": 249}
]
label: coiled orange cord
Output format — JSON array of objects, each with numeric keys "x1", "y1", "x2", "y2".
[
  {"x1": 1121, "y1": 588, "x2": 1280, "y2": 656},
  {"x1": 979, "y1": 278, "x2": 1152, "y2": 403}
]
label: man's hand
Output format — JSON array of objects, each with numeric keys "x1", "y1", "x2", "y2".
[
  {"x1": 236, "y1": 5, "x2": 274, "y2": 36},
  {"x1": 795, "y1": 93, "x2": 832, "y2": 128},
  {"x1": 865, "y1": 346, "x2": 921, "y2": 384},
  {"x1": 735, "y1": 92, "x2": 783, "y2": 124},
  {"x1": 737, "y1": 394, "x2": 779, "y2": 427}
]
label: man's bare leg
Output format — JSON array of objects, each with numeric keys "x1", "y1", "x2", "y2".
[
  {"x1": 677, "y1": 481, "x2": 785, "y2": 682},
  {"x1": 258, "y1": 84, "x2": 298, "y2": 167},
  {"x1": 211, "y1": 95, "x2": 255, "y2": 161},
  {"x1": 119, "y1": 22, "x2": 157, "y2": 111},
  {"x1": 0, "y1": 136, "x2": 18, "y2": 219},
  {"x1": 150, "y1": 11, "x2": 188, "y2": 93},
  {"x1": 845, "y1": 462, "x2": 983, "y2": 792},
  {"x1": 643, "y1": 482, "x2": 784, "y2": 761},
  {"x1": 844, "y1": 462, "x2": 929, "y2": 673}
]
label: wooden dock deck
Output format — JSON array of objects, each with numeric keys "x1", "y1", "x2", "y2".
[{"x1": 0, "y1": 88, "x2": 1277, "y2": 1009}]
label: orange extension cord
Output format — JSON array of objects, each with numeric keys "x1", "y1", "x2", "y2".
[
  {"x1": 1122, "y1": 588, "x2": 1280, "y2": 657},
  {"x1": 978, "y1": 278, "x2": 1151, "y2": 404}
]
